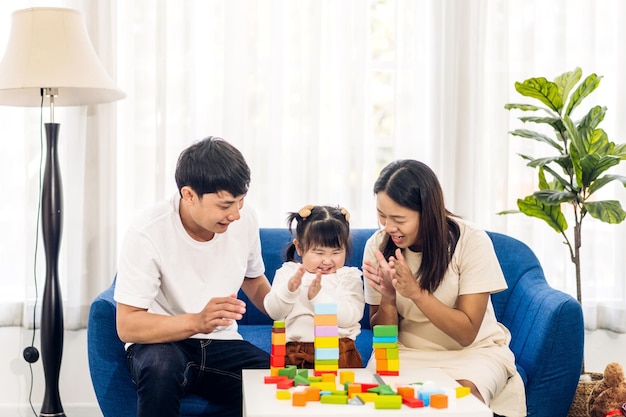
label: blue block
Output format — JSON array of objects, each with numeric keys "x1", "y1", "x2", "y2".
[{"x1": 314, "y1": 303, "x2": 338, "y2": 315}]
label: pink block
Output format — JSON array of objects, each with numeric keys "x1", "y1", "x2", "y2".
[{"x1": 314, "y1": 325, "x2": 339, "y2": 337}]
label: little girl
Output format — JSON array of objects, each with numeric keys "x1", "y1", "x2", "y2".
[{"x1": 263, "y1": 204, "x2": 365, "y2": 368}]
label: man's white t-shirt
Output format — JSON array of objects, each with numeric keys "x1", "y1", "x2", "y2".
[{"x1": 114, "y1": 193, "x2": 265, "y2": 341}]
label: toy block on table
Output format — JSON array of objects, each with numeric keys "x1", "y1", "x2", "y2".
[
  {"x1": 271, "y1": 321, "x2": 287, "y2": 372},
  {"x1": 372, "y1": 325, "x2": 399, "y2": 376},
  {"x1": 430, "y1": 393, "x2": 449, "y2": 409},
  {"x1": 292, "y1": 391, "x2": 307, "y2": 406},
  {"x1": 374, "y1": 394, "x2": 403, "y2": 409},
  {"x1": 314, "y1": 303, "x2": 339, "y2": 375}
]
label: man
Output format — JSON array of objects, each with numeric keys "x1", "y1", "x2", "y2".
[{"x1": 115, "y1": 136, "x2": 271, "y2": 417}]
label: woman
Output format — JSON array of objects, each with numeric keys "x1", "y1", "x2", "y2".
[{"x1": 362, "y1": 159, "x2": 526, "y2": 417}]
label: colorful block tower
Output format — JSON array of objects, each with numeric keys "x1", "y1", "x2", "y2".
[
  {"x1": 373, "y1": 325, "x2": 399, "y2": 376},
  {"x1": 271, "y1": 320, "x2": 286, "y2": 374},
  {"x1": 313, "y1": 303, "x2": 339, "y2": 375}
]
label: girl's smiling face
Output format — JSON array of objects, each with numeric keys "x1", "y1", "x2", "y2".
[
  {"x1": 296, "y1": 242, "x2": 346, "y2": 274},
  {"x1": 376, "y1": 191, "x2": 421, "y2": 250}
]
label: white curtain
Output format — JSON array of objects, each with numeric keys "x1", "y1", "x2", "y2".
[{"x1": 0, "y1": 0, "x2": 624, "y2": 331}]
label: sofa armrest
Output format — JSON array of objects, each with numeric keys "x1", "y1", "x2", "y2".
[{"x1": 87, "y1": 285, "x2": 137, "y2": 417}]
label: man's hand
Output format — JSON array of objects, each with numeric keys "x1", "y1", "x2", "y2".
[{"x1": 195, "y1": 295, "x2": 247, "y2": 333}]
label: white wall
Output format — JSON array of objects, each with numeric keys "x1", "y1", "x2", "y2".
[
  {"x1": 1, "y1": 326, "x2": 625, "y2": 417},
  {"x1": 0, "y1": 327, "x2": 102, "y2": 417}
]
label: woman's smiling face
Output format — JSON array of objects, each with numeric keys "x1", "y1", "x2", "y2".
[{"x1": 376, "y1": 191, "x2": 421, "y2": 250}]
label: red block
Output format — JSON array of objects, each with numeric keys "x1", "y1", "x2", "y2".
[
  {"x1": 264, "y1": 375, "x2": 288, "y2": 384},
  {"x1": 402, "y1": 396, "x2": 424, "y2": 408},
  {"x1": 277, "y1": 378, "x2": 294, "y2": 389}
]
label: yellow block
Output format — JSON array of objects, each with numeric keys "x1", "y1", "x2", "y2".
[
  {"x1": 314, "y1": 336, "x2": 339, "y2": 348},
  {"x1": 355, "y1": 392, "x2": 378, "y2": 402},
  {"x1": 310, "y1": 381, "x2": 337, "y2": 391},
  {"x1": 456, "y1": 386, "x2": 471, "y2": 398},
  {"x1": 321, "y1": 373, "x2": 336, "y2": 382},
  {"x1": 276, "y1": 390, "x2": 291, "y2": 400},
  {"x1": 339, "y1": 371, "x2": 355, "y2": 384},
  {"x1": 387, "y1": 359, "x2": 400, "y2": 371}
]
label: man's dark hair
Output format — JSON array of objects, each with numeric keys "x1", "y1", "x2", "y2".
[{"x1": 175, "y1": 136, "x2": 251, "y2": 197}]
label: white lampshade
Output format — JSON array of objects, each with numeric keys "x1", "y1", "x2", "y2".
[{"x1": 0, "y1": 7, "x2": 125, "y2": 107}]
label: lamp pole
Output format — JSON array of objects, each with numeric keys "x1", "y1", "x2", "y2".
[{"x1": 40, "y1": 88, "x2": 66, "y2": 416}]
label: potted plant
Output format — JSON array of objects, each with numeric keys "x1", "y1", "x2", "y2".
[{"x1": 501, "y1": 67, "x2": 626, "y2": 416}]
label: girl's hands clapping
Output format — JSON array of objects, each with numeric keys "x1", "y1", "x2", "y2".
[{"x1": 287, "y1": 265, "x2": 322, "y2": 300}]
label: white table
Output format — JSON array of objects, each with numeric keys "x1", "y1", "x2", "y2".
[{"x1": 242, "y1": 368, "x2": 493, "y2": 417}]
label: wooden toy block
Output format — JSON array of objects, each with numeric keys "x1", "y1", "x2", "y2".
[
  {"x1": 270, "y1": 354, "x2": 285, "y2": 368},
  {"x1": 430, "y1": 393, "x2": 448, "y2": 409},
  {"x1": 339, "y1": 371, "x2": 355, "y2": 384},
  {"x1": 314, "y1": 303, "x2": 338, "y2": 315},
  {"x1": 356, "y1": 392, "x2": 378, "y2": 402},
  {"x1": 270, "y1": 367, "x2": 280, "y2": 376},
  {"x1": 272, "y1": 326, "x2": 285, "y2": 334},
  {"x1": 359, "y1": 382, "x2": 378, "y2": 391},
  {"x1": 373, "y1": 325, "x2": 398, "y2": 337},
  {"x1": 320, "y1": 394, "x2": 348, "y2": 404},
  {"x1": 456, "y1": 386, "x2": 471, "y2": 398},
  {"x1": 276, "y1": 378, "x2": 294, "y2": 389},
  {"x1": 273, "y1": 320, "x2": 285, "y2": 328},
  {"x1": 292, "y1": 391, "x2": 307, "y2": 406},
  {"x1": 320, "y1": 373, "x2": 336, "y2": 382},
  {"x1": 347, "y1": 395, "x2": 365, "y2": 405},
  {"x1": 310, "y1": 381, "x2": 336, "y2": 391},
  {"x1": 271, "y1": 332, "x2": 286, "y2": 345},
  {"x1": 313, "y1": 314, "x2": 338, "y2": 326},
  {"x1": 315, "y1": 359, "x2": 339, "y2": 366},
  {"x1": 315, "y1": 364, "x2": 339, "y2": 372},
  {"x1": 368, "y1": 384, "x2": 395, "y2": 395},
  {"x1": 264, "y1": 375, "x2": 288, "y2": 384},
  {"x1": 376, "y1": 359, "x2": 388, "y2": 370},
  {"x1": 307, "y1": 376, "x2": 322, "y2": 383},
  {"x1": 276, "y1": 390, "x2": 291, "y2": 400},
  {"x1": 387, "y1": 359, "x2": 399, "y2": 371},
  {"x1": 402, "y1": 396, "x2": 424, "y2": 408},
  {"x1": 386, "y1": 347, "x2": 399, "y2": 359},
  {"x1": 374, "y1": 348, "x2": 387, "y2": 359},
  {"x1": 314, "y1": 336, "x2": 339, "y2": 348},
  {"x1": 314, "y1": 325, "x2": 339, "y2": 337},
  {"x1": 314, "y1": 370, "x2": 337, "y2": 376},
  {"x1": 372, "y1": 341, "x2": 398, "y2": 349},
  {"x1": 294, "y1": 374, "x2": 310, "y2": 386},
  {"x1": 278, "y1": 365, "x2": 297, "y2": 379},
  {"x1": 304, "y1": 386, "x2": 321, "y2": 401},
  {"x1": 315, "y1": 347, "x2": 339, "y2": 360},
  {"x1": 374, "y1": 394, "x2": 402, "y2": 409},
  {"x1": 297, "y1": 369, "x2": 309, "y2": 378},
  {"x1": 418, "y1": 388, "x2": 444, "y2": 406},
  {"x1": 396, "y1": 386, "x2": 415, "y2": 399},
  {"x1": 377, "y1": 371, "x2": 399, "y2": 376},
  {"x1": 271, "y1": 344, "x2": 286, "y2": 356},
  {"x1": 347, "y1": 383, "x2": 362, "y2": 396},
  {"x1": 372, "y1": 336, "x2": 398, "y2": 344}
]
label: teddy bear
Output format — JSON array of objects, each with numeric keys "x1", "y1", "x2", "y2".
[{"x1": 587, "y1": 362, "x2": 626, "y2": 417}]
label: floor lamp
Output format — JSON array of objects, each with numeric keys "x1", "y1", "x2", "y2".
[{"x1": 0, "y1": 8, "x2": 125, "y2": 416}]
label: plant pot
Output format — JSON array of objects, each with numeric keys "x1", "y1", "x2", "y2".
[{"x1": 567, "y1": 372, "x2": 604, "y2": 417}]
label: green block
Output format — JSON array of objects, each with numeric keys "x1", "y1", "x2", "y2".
[
  {"x1": 294, "y1": 374, "x2": 310, "y2": 386},
  {"x1": 386, "y1": 347, "x2": 399, "y2": 359},
  {"x1": 374, "y1": 394, "x2": 402, "y2": 409},
  {"x1": 320, "y1": 394, "x2": 348, "y2": 404},
  {"x1": 273, "y1": 320, "x2": 285, "y2": 328},
  {"x1": 297, "y1": 369, "x2": 309, "y2": 378},
  {"x1": 372, "y1": 342, "x2": 398, "y2": 349},
  {"x1": 368, "y1": 384, "x2": 395, "y2": 395},
  {"x1": 278, "y1": 365, "x2": 297, "y2": 379},
  {"x1": 373, "y1": 325, "x2": 398, "y2": 337}
]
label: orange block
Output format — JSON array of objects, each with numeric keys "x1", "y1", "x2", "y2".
[
  {"x1": 304, "y1": 386, "x2": 321, "y2": 401},
  {"x1": 347, "y1": 383, "x2": 362, "y2": 396},
  {"x1": 292, "y1": 391, "x2": 307, "y2": 406},
  {"x1": 313, "y1": 315, "x2": 338, "y2": 326},
  {"x1": 396, "y1": 386, "x2": 415, "y2": 399},
  {"x1": 430, "y1": 393, "x2": 448, "y2": 409}
]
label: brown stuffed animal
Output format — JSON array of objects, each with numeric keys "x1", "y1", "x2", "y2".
[{"x1": 588, "y1": 362, "x2": 626, "y2": 417}]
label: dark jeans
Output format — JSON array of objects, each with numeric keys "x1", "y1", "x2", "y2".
[{"x1": 126, "y1": 339, "x2": 270, "y2": 417}]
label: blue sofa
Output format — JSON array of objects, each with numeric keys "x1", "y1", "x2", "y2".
[{"x1": 87, "y1": 228, "x2": 584, "y2": 417}]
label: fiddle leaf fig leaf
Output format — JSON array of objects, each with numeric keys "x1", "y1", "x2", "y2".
[
  {"x1": 554, "y1": 68, "x2": 582, "y2": 104},
  {"x1": 510, "y1": 129, "x2": 563, "y2": 151},
  {"x1": 517, "y1": 195, "x2": 568, "y2": 233},
  {"x1": 514, "y1": 78, "x2": 563, "y2": 113},
  {"x1": 504, "y1": 103, "x2": 542, "y2": 112},
  {"x1": 534, "y1": 189, "x2": 577, "y2": 205},
  {"x1": 580, "y1": 154, "x2": 621, "y2": 187},
  {"x1": 585, "y1": 200, "x2": 626, "y2": 224},
  {"x1": 565, "y1": 73, "x2": 602, "y2": 116},
  {"x1": 578, "y1": 105, "x2": 606, "y2": 133},
  {"x1": 588, "y1": 174, "x2": 626, "y2": 195}
]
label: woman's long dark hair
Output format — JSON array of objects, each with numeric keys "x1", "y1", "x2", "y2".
[{"x1": 374, "y1": 160, "x2": 460, "y2": 293}]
